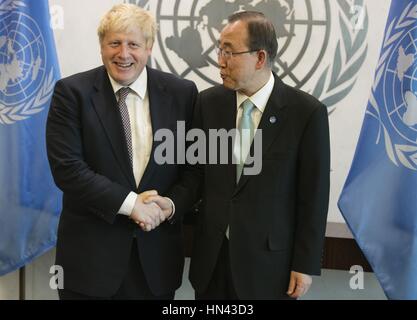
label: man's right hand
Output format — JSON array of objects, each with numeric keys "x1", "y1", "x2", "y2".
[
  {"x1": 130, "y1": 190, "x2": 165, "y2": 231},
  {"x1": 143, "y1": 195, "x2": 173, "y2": 219}
]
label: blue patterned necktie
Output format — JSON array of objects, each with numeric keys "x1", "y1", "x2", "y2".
[
  {"x1": 117, "y1": 87, "x2": 133, "y2": 167},
  {"x1": 236, "y1": 99, "x2": 255, "y2": 182}
]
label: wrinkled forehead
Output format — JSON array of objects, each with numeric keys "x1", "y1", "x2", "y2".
[
  {"x1": 103, "y1": 24, "x2": 141, "y2": 38},
  {"x1": 106, "y1": 26, "x2": 137, "y2": 36}
]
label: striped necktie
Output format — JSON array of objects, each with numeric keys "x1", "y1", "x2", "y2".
[{"x1": 117, "y1": 87, "x2": 133, "y2": 166}]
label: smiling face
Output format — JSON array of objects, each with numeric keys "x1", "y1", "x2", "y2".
[{"x1": 100, "y1": 27, "x2": 152, "y2": 86}]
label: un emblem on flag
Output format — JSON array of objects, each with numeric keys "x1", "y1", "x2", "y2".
[
  {"x1": 369, "y1": 3, "x2": 417, "y2": 170},
  {"x1": 0, "y1": 2, "x2": 55, "y2": 125}
]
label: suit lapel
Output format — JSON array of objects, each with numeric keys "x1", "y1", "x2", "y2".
[
  {"x1": 91, "y1": 67, "x2": 136, "y2": 188},
  {"x1": 137, "y1": 68, "x2": 173, "y2": 191},
  {"x1": 234, "y1": 74, "x2": 288, "y2": 195}
]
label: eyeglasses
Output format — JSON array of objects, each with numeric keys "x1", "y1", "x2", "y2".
[{"x1": 215, "y1": 47, "x2": 259, "y2": 59}]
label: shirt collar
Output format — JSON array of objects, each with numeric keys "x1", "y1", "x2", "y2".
[
  {"x1": 236, "y1": 72, "x2": 275, "y2": 113},
  {"x1": 108, "y1": 66, "x2": 148, "y2": 99}
]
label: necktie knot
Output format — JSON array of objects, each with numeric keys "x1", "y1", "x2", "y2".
[
  {"x1": 241, "y1": 99, "x2": 255, "y2": 116},
  {"x1": 118, "y1": 87, "x2": 130, "y2": 102}
]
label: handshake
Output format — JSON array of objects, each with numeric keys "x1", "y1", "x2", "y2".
[{"x1": 129, "y1": 190, "x2": 173, "y2": 232}]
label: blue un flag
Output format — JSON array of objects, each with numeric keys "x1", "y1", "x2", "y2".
[
  {"x1": 339, "y1": 0, "x2": 417, "y2": 299},
  {"x1": 0, "y1": 0, "x2": 61, "y2": 275}
]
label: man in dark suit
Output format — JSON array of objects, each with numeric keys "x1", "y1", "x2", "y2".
[
  {"x1": 148, "y1": 11, "x2": 330, "y2": 299},
  {"x1": 46, "y1": 4, "x2": 197, "y2": 299}
]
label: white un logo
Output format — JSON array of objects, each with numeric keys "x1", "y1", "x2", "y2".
[
  {"x1": 384, "y1": 27, "x2": 417, "y2": 145},
  {"x1": 0, "y1": 7, "x2": 55, "y2": 125},
  {"x1": 0, "y1": 11, "x2": 46, "y2": 105},
  {"x1": 369, "y1": 3, "x2": 417, "y2": 171}
]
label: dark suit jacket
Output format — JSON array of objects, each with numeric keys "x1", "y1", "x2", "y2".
[
  {"x1": 169, "y1": 74, "x2": 330, "y2": 299},
  {"x1": 46, "y1": 66, "x2": 197, "y2": 297}
]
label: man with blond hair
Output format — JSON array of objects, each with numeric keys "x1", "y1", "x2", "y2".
[{"x1": 46, "y1": 4, "x2": 197, "y2": 299}]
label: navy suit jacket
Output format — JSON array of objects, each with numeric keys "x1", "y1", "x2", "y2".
[
  {"x1": 46, "y1": 66, "x2": 197, "y2": 297},
  {"x1": 169, "y1": 74, "x2": 330, "y2": 299}
]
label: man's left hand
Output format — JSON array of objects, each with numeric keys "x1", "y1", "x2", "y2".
[{"x1": 286, "y1": 271, "x2": 312, "y2": 298}]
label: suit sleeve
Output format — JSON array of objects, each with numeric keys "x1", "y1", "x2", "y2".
[
  {"x1": 46, "y1": 80, "x2": 131, "y2": 224},
  {"x1": 291, "y1": 103, "x2": 330, "y2": 275}
]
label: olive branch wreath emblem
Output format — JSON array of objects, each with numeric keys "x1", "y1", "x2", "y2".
[
  {"x1": 312, "y1": 0, "x2": 368, "y2": 108},
  {"x1": 365, "y1": 2, "x2": 417, "y2": 171},
  {"x1": 0, "y1": 0, "x2": 56, "y2": 125}
]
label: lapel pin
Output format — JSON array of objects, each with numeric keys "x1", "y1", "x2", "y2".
[{"x1": 269, "y1": 116, "x2": 277, "y2": 124}]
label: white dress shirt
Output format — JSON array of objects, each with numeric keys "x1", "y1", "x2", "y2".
[
  {"x1": 108, "y1": 68, "x2": 153, "y2": 216},
  {"x1": 226, "y1": 72, "x2": 275, "y2": 238},
  {"x1": 233, "y1": 72, "x2": 275, "y2": 164}
]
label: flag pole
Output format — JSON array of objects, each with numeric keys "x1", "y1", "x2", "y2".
[{"x1": 19, "y1": 266, "x2": 26, "y2": 300}]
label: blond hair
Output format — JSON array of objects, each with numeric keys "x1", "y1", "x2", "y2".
[{"x1": 97, "y1": 4, "x2": 157, "y2": 48}]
